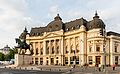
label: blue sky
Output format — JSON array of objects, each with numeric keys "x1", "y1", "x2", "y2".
[{"x1": 0, "y1": 0, "x2": 120, "y2": 48}]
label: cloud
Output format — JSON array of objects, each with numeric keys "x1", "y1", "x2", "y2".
[
  {"x1": 0, "y1": 0, "x2": 32, "y2": 48},
  {"x1": 48, "y1": 5, "x2": 60, "y2": 18}
]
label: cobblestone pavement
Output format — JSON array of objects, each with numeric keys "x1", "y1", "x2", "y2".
[
  {"x1": 1, "y1": 65, "x2": 120, "y2": 74},
  {"x1": 62, "y1": 66, "x2": 120, "y2": 74}
]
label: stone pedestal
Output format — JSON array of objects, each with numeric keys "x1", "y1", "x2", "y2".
[{"x1": 15, "y1": 54, "x2": 32, "y2": 66}]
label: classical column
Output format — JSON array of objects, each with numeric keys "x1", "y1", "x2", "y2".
[
  {"x1": 110, "y1": 39, "x2": 114, "y2": 66},
  {"x1": 61, "y1": 37, "x2": 64, "y2": 66},
  {"x1": 49, "y1": 40, "x2": 51, "y2": 55},
  {"x1": 68, "y1": 38, "x2": 70, "y2": 65},
  {"x1": 43, "y1": 40, "x2": 46, "y2": 65},
  {"x1": 93, "y1": 40, "x2": 95, "y2": 53},
  {"x1": 38, "y1": 42, "x2": 40, "y2": 65},
  {"x1": 54, "y1": 40, "x2": 56, "y2": 55},
  {"x1": 93, "y1": 40, "x2": 95, "y2": 65},
  {"x1": 73, "y1": 37, "x2": 76, "y2": 65},
  {"x1": 33, "y1": 42, "x2": 36, "y2": 64}
]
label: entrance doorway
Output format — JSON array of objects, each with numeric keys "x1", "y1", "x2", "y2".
[
  {"x1": 115, "y1": 56, "x2": 118, "y2": 65},
  {"x1": 51, "y1": 58, "x2": 54, "y2": 65},
  {"x1": 95, "y1": 56, "x2": 101, "y2": 66}
]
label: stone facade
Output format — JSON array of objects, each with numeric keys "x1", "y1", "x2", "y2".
[{"x1": 25, "y1": 12, "x2": 120, "y2": 66}]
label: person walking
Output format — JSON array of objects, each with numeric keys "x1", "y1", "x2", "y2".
[
  {"x1": 98, "y1": 64, "x2": 101, "y2": 71},
  {"x1": 112, "y1": 64, "x2": 116, "y2": 70}
]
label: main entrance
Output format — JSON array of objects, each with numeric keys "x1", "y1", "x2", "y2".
[
  {"x1": 96, "y1": 56, "x2": 101, "y2": 65},
  {"x1": 50, "y1": 58, "x2": 54, "y2": 65}
]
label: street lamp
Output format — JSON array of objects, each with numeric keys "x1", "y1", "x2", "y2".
[
  {"x1": 80, "y1": 39, "x2": 83, "y2": 67},
  {"x1": 100, "y1": 28, "x2": 106, "y2": 71},
  {"x1": 73, "y1": 50, "x2": 76, "y2": 68}
]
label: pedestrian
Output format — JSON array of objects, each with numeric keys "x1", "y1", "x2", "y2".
[
  {"x1": 98, "y1": 64, "x2": 101, "y2": 71},
  {"x1": 112, "y1": 64, "x2": 116, "y2": 70},
  {"x1": 71, "y1": 65, "x2": 73, "y2": 71}
]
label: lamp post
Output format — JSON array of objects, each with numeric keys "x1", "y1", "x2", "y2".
[
  {"x1": 73, "y1": 50, "x2": 76, "y2": 68},
  {"x1": 80, "y1": 39, "x2": 83, "y2": 67},
  {"x1": 100, "y1": 28, "x2": 106, "y2": 71}
]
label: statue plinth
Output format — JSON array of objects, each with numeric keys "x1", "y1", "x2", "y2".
[{"x1": 15, "y1": 53, "x2": 32, "y2": 66}]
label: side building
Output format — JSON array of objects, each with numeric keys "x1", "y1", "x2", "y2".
[
  {"x1": 23, "y1": 12, "x2": 120, "y2": 66},
  {"x1": 0, "y1": 45, "x2": 10, "y2": 55}
]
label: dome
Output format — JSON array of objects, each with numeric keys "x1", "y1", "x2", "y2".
[
  {"x1": 47, "y1": 14, "x2": 64, "y2": 32},
  {"x1": 88, "y1": 12, "x2": 105, "y2": 30}
]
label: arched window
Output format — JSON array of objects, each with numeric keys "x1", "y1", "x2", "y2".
[{"x1": 49, "y1": 26, "x2": 52, "y2": 31}]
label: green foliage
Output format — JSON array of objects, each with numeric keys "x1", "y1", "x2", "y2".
[
  {"x1": 0, "y1": 52, "x2": 5, "y2": 61},
  {"x1": 0, "y1": 47, "x2": 17, "y2": 61},
  {"x1": 4, "y1": 54, "x2": 10, "y2": 61}
]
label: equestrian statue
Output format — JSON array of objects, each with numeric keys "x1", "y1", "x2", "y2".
[{"x1": 15, "y1": 27, "x2": 32, "y2": 55}]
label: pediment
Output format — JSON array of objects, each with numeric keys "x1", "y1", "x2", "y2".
[{"x1": 43, "y1": 32, "x2": 61, "y2": 39}]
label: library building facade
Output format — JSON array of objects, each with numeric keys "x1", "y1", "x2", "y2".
[{"x1": 20, "y1": 12, "x2": 120, "y2": 66}]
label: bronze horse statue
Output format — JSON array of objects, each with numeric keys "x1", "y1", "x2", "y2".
[{"x1": 15, "y1": 38, "x2": 30, "y2": 54}]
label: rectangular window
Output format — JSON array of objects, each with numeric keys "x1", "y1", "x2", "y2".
[
  {"x1": 70, "y1": 57, "x2": 74, "y2": 64},
  {"x1": 35, "y1": 58, "x2": 38, "y2": 65},
  {"x1": 115, "y1": 56, "x2": 118, "y2": 65},
  {"x1": 36, "y1": 48, "x2": 39, "y2": 55},
  {"x1": 88, "y1": 56, "x2": 92, "y2": 64},
  {"x1": 46, "y1": 47, "x2": 49, "y2": 54},
  {"x1": 76, "y1": 56, "x2": 79, "y2": 64},
  {"x1": 65, "y1": 57, "x2": 68, "y2": 64},
  {"x1": 115, "y1": 46, "x2": 117, "y2": 52},
  {"x1": 89, "y1": 46, "x2": 92, "y2": 52},
  {"x1": 96, "y1": 46, "x2": 100, "y2": 52},
  {"x1": 46, "y1": 60, "x2": 48, "y2": 65},
  {"x1": 40, "y1": 58, "x2": 43, "y2": 65}
]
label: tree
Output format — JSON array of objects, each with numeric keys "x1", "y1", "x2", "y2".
[
  {"x1": 9, "y1": 49, "x2": 15, "y2": 59},
  {"x1": 4, "y1": 48, "x2": 15, "y2": 61},
  {"x1": 0, "y1": 52, "x2": 5, "y2": 61},
  {"x1": 4, "y1": 54, "x2": 10, "y2": 61}
]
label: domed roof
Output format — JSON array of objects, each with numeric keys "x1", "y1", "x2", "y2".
[
  {"x1": 47, "y1": 14, "x2": 64, "y2": 32},
  {"x1": 88, "y1": 11, "x2": 105, "y2": 30}
]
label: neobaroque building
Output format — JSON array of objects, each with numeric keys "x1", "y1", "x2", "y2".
[{"x1": 21, "y1": 12, "x2": 120, "y2": 66}]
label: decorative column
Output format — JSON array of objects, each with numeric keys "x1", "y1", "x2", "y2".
[
  {"x1": 49, "y1": 40, "x2": 51, "y2": 65},
  {"x1": 68, "y1": 38, "x2": 70, "y2": 65},
  {"x1": 93, "y1": 40, "x2": 96, "y2": 66},
  {"x1": 61, "y1": 37, "x2": 64, "y2": 65},
  {"x1": 33, "y1": 42, "x2": 36, "y2": 64},
  {"x1": 38, "y1": 42, "x2": 40, "y2": 65},
  {"x1": 73, "y1": 37, "x2": 76, "y2": 66},
  {"x1": 110, "y1": 38, "x2": 114, "y2": 66},
  {"x1": 43, "y1": 40, "x2": 46, "y2": 65}
]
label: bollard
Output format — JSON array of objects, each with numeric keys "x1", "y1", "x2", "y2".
[
  {"x1": 59, "y1": 69, "x2": 61, "y2": 71},
  {"x1": 40, "y1": 68, "x2": 42, "y2": 70},
  {"x1": 25, "y1": 67, "x2": 27, "y2": 70},
  {"x1": 31, "y1": 68, "x2": 33, "y2": 70},
  {"x1": 20, "y1": 67, "x2": 21, "y2": 69}
]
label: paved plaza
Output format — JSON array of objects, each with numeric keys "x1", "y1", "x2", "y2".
[{"x1": 1, "y1": 65, "x2": 120, "y2": 74}]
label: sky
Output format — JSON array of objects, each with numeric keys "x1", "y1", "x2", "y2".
[{"x1": 0, "y1": 0, "x2": 120, "y2": 48}]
